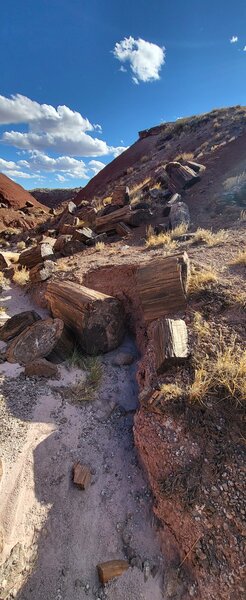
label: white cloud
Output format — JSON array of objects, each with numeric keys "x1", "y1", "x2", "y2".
[
  {"x1": 88, "y1": 160, "x2": 105, "y2": 175},
  {"x1": 109, "y1": 145, "x2": 128, "y2": 158},
  {"x1": 0, "y1": 94, "x2": 127, "y2": 157},
  {"x1": 0, "y1": 157, "x2": 36, "y2": 179},
  {"x1": 230, "y1": 35, "x2": 238, "y2": 43},
  {"x1": 113, "y1": 36, "x2": 165, "y2": 83},
  {"x1": 243, "y1": 46, "x2": 246, "y2": 51}
]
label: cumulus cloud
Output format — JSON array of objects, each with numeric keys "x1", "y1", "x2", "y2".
[
  {"x1": 88, "y1": 160, "x2": 105, "y2": 175},
  {"x1": 0, "y1": 94, "x2": 127, "y2": 157},
  {"x1": 0, "y1": 157, "x2": 37, "y2": 179},
  {"x1": 230, "y1": 35, "x2": 238, "y2": 43},
  {"x1": 243, "y1": 46, "x2": 246, "y2": 51},
  {"x1": 113, "y1": 36, "x2": 165, "y2": 83}
]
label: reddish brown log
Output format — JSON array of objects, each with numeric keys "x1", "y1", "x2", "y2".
[
  {"x1": 25, "y1": 358, "x2": 58, "y2": 378},
  {"x1": 0, "y1": 253, "x2": 11, "y2": 270},
  {"x1": 165, "y1": 161, "x2": 200, "y2": 193},
  {"x1": 29, "y1": 260, "x2": 56, "y2": 283},
  {"x1": 147, "y1": 318, "x2": 188, "y2": 374},
  {"x1": 95, "y1": 206, "x2": 132, "y2": 233},
  {"x1": 19, "y1": 243, "x2": 54, "y2": 269},
  {"x1": 45, "y1": 280, "x2": 125, "y2": 354},
  {"x1": 53, "y1": 235, "x2": 72, "y2": 253},
  {"x1": 0, "y1": 311, "x2": 41, "y2": 342},
  {"x1": 72, "y1": 227, "x2": 96, "y2": 244}
]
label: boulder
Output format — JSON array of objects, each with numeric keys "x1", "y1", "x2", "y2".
[
  {"x1": 169, "y1": 202, "x2": 190, "y2": 230},
  {"x1": 0, "y1": 310, "x2": 41, "y2": 342},
  {"x1": 6, "y1": 317, "x2": 74, "y2": 365}
]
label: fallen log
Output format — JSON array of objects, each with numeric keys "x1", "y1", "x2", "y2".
[
  {"x1": 59, "y1": 220, "x2": 80, "y2": 235},
  {"x1": 165, "y1": 161, "x2": 200, "y2": 193},
  {"x1": 112, "y1": 185, "x2": 130, "y2": 206},
  {"x1": 72, "y1": 227, "x2": 96, "y2": 244},
  {"x1": 0, "y1": 310, "x2": 41, "y2": 342},
  {"x1": 53, "y1": 235, "x2": 72, "y2": 253},
  {"x1": 76, "y1": 206, "x2": 97, "y2": 226},
  {"x1": 18, "y1": 243, "x2": 54, "y2": 269},
  {"x1": 6, "y1": 317, "x2": 74, "y2": 365},
  {"x1": 29, "y1": 260, "x2": 56, "y2": 283},
  {"x1": 128, "y1": 208, "x2": 153, "y2": 227},
  {"x1": 115, "y1": 222, "x2": 131, "y2": 237},
  {"x1": 136, "y1": 253, "x2": 189, "y2": 322},
  {"x1": 95, "y1": 206, "x2": 132, "y2": 233},
  {"x1": 45, "y1": 280, "x2": 125, "y2": 354},
  {"x1": 57, "y1": 201, "x2": 77, "y2": 230},
  {"x1": 147, "y1": 318, "x2": 188, "y2": 374},
  {"x1": 73, "y1": 462, "x2": 92, "y2": 489},
  {"x1": 97, "y1": 560, "x2": 129, "y2": 584}
]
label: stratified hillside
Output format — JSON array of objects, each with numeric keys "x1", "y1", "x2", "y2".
[{"x1": 75, "y1": 105, "x2": 246, "y2": 225}]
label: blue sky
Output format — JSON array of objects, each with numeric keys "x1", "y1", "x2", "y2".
[{"x1": 0, "y1": 0, "x2": 245, "y2": 189}]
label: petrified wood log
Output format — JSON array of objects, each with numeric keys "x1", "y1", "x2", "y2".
[
  {"x1": 72, "y1": 227, "x2": 96, "y2": 244},
  {"x1": 6, "y1": 317, "x2": 73, "y2": 365},
  {"x1": 165, "y1": 161, "x2": 200, "y2": 193},
  {"x1": 76, "y1": 206, "x2": 97, "y2": 226},
  {"x1": 73, "y1": 462, "x2": 92, "y2": 489},
  {"x1": 147, "y1": 318, "x2": 188, "y2": 374},
  {"x1": 45, "y1": 280, "x2": 125, "y2": 354},
  {"x1": 18, "y1": 243, "x2": 54, "y2": 269},
  {"x1": 59, "y1": 220, "x2": 79, "y2": 235},
  {"x1": 53, "y1": 235, "x2": 72, "y2": 253},
  {"x1": 0, "y1": 310, "x2": 41, "y2": 342},
  {"x1": 97, "y1": 560, "x2": 129, "y2": 584},
  {"x1": 136, "y1": 253, "x2": 189, "y2": 322},
  {"x1": 169, "y1": 202, "x2": 190, "y2": 230},
  {"x1": 29, "y1": 260, "x2": 56, "y2": 283},
  {"x1": 128, "y1": 208, "x2": 153, "y2": 227},
  {"x1": 95, "y1": 206, "x2": 132, "y2": 233},
  {"x1": 115, "y1": 222, "x2": 131, "y2": 237}
]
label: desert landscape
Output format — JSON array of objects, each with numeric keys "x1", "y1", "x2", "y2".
[{"x1": 0, "y1": 104, "x2": 245, "y2": 600}]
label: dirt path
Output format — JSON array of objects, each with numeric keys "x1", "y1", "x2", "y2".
[{"x1": 0, "y1": 285, "x2": 164, "y2": 600}]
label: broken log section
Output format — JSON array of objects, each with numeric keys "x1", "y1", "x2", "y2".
[
  {"x1": 0, "y1": 310, "x2": 41, "y2": 342},
  {"x1": 0, "y1": 253, "x2": 11, "y2": 270},
  {"x1": 136, "y1": 253, "x2": 189, "y2": 322},
  {"x1": 29, "y1": 260, "x2": 56, "y2": 283},
  {"x1": 6, "y1": 317, "x2": 74, "y2": 365},
  {"x1": 73, "y1": 462, "x2": 92, "y2": 489},
  {"x1": 148, "y1": 318, "x2": 188, "y2": 374},
  {"x1": 95, "y1": 206, "x2": 132, "y2": 233},
  {"x1": 97, "y1": 560, "x2": 129, "y2": 584},
  {"x1": 165, "y1": 161, "x2": 200, "y2": 193},
  {"x1": 45, "y1": 280, "x2": 125, "y2": 354},
  {"x1": 115, "y1": 222, "x2": 131, "y2": 237},
  {"x1": 18, "y1": 243, "x2": 54, "y2": 269}
]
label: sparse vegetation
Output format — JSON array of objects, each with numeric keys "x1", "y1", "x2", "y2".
[
  {"x1": 95, "y1": 241, "x2": 105, "y2": 252},
  {"x1": 12, "y1": 267, "x2": 30, "y2": 286},
  {"x1": 188, "y1": 267, "x2": 218, "y2": 294},
  {"x1": 192, "y1": 228, "x2": 229, "y2": 246},
  {"x1": 16, "y1": 241, "x2": 26, "y2": 250},
  {"x1": 230, "y1": 250, "x2": 246, "y2": 266},
  {"x1": 240, "y1": 209, "x2": 246, "y2": 221},
  {"x1": 69, "y1": 356, "x2": 102, "y2": 403},
  {"x1": 160, "y1": 383, "x2": 183, "y2": 400},
  {"x1": 146, "y1": 223, "x2": 188, "y2": 249},
  {"x1": 174, "y1": 152, "x2": 194, "y2": 162}
]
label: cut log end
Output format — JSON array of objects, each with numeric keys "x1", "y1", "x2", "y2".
[
  {"x1": 97, "y1": 560, "x2": 129, "y2": 584},
  {"x1": 73, "y1": 463, "x2": 92, "y2": 489}
]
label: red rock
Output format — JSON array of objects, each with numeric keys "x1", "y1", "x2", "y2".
[
  {"x1": 24, "y1": 358, "x2": 58, "y2": 378},
  {"x1": 73, "y1": 462, "x2": 92, "y2": 490}
]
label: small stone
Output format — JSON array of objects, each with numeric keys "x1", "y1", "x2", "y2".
[
  {"x1": 24, "y1": 359, "x2": 58, "y2": 378},
  {"x1": 112, "y1": 352, "x2": 135, "y2": 367}
]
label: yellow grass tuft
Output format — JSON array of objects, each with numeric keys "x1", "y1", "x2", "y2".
[
  {"x1": 192, "y1": 228, "x2": 228, "y2": 247},
  {"x1": 70, "y1": 356, "x2": 102, "y2": 403},
  {"x1": 95, "y1": 241, "x2": 105, "y2": 252},
  {"x1": 12, "y1": 267, "x2": 30, "y2": 286},
  {"x1": 192, "y1": 311, "x2": 211, "y2": 338},
  {"x1": 16, "y1": 241, "x2": 26, "y2": 250},
  {"x1": 230, "y1": 250, "x2": 246, "y2": 266},
  {"x1": 146, "y1": 223, "x2": 188, "y2": 249},
  {"x1": 160, "y1": 383, "x2": 183, "y2": 401},
  {"x1": 174, "y1": 152, "x2": 194, "y2": 162},
  {"x1": 188, "y1": 267, "x2": 218, "y2": 294},
  {"x1": 189, "y1": 342, "x2": 246, "y2": 405}
]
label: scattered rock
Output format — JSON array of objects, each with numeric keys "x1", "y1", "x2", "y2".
[
  {"x1": 112, "y1": 352, "x2": 135, "y2": 366},
  {"x1": 73, "y1": 462, "x2": 92, "y2": 490},
  {"x1": 24, "y1": 358, "x2": 59, "y2": 378},
  {"x1": 97, "y1": 560, "x2": 129, "y2": 584}
]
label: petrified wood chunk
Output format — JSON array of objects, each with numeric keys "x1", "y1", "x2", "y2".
[
  {"x1": 53, "y1": 235, "x2": 72, "y2": 253},
  {"x1": 148, "y1": 318, "x2": 188, "y2": 373},
  {"x1": 165, "y1": 161, "x2": 200, "y2": 193},
  {"x1": 0, "y1": 311, "x2": 41, "y2": 342},
  {"x1": 97, "y1": 560, "x2": 129, "y2": 584},
  {"x1": 169, "y1": 202, "x2": 190, "y2": 230},
  {"x1": 0, "y1": 253, "x2": 11, "y2": 270},
  {"x1": 95, "y1": 206, "x2": 132, "y2": 233},
  {"x1": 45, "y1": 280, "x2": 125, "y2": 354},
  {"x1": 18, "y1": 243, "x2": 54, "y2": 269},
  {"x1": 73, "y1": 462, "x2": 92, "y2": 489},
  {"x1": 6, "y1": 318, "x2": 72, "y2": 365},
  {"x1": 25, "y1": 358, "x2": 58, "y2": 378},
  {"x1": 136, "y1": 253, "x2": 189, "y2": 322},
  {"x1": 72, "y1": 227, "x2": 96, "y2": 244},
  {"x1": 29, "y1": 260, "x2": 56, "y2": 283}
]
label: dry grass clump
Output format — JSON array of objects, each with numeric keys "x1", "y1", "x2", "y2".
[
  {"x1": 174, "y1": 152, "x2": 194, "y2": 162},
  {"x1": 230, "y1": 250, "x2": 246, "y2": 266},
  {"x1": 16, "y1": 241, "x2": 26, "y2": 250},
  {"x1": 192, "y1": 311, "x2": 211, "y2": 338},
  {"x1": 188, "y1": 267, "x2": 218, "y2": 294},
  {"x1": 12, "y1": 267, "x2": 30, "y2": 286},
  {"x1": 192, "y1": 228, "x2": 228, "y2": 247},
  {"x1": 240, "y1": 209, "x2": 246, "y2": 221},
  {"x1": 189, "y1": 341, "x2": 246, "y2": 405},
  {"x1": 70, "y1": 356, "x2": 102, "y2": 403},
  {"x1": 95, "y1": 241, "x2": 105, "y2": 252},
  {"x1": 160, "y1": 383, "x2": 183, "y2": 401},
  {"x1": 146, "y1": 223, "x2": 188, "y2": 249}
]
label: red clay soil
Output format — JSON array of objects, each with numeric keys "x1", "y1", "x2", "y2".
[{"x1": 0, "y1": 173, "x2": 48, "y2": 233}]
